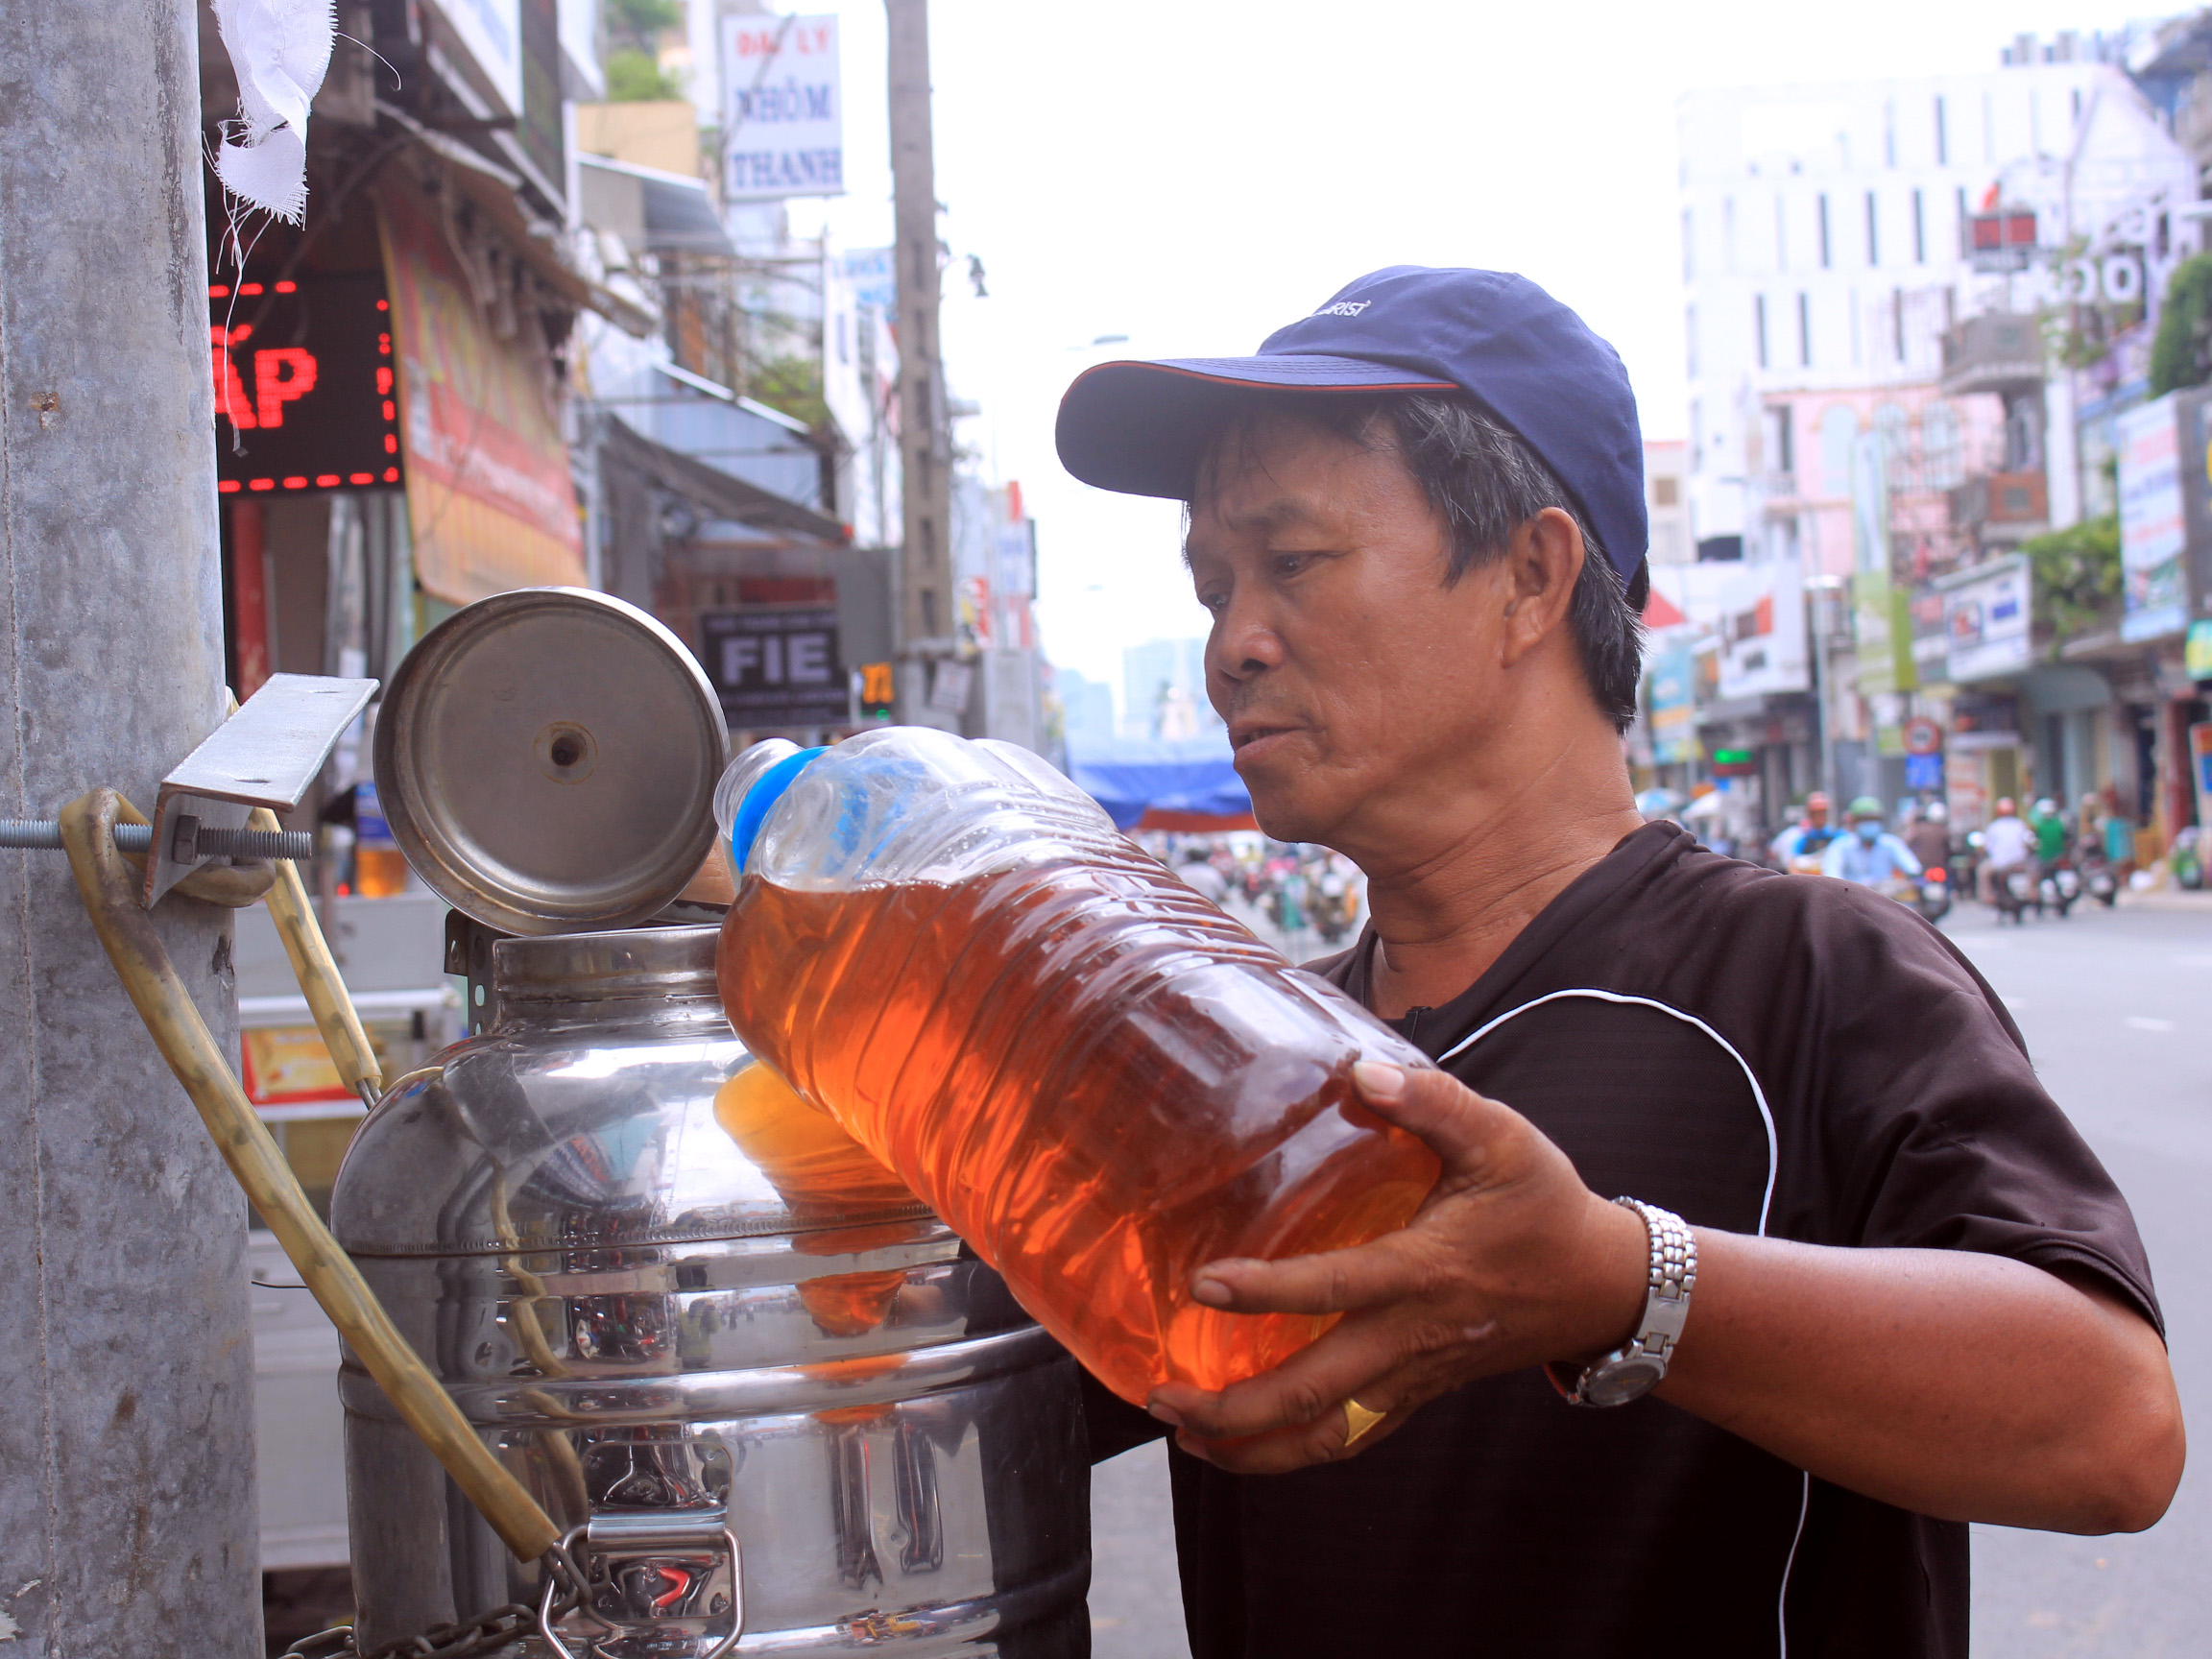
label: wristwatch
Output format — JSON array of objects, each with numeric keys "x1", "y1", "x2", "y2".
[{"x1": 1547, "y1": 1197, "x2": 1696, "y2": 1408}]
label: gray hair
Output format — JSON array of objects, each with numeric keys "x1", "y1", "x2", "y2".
[{"x1": 1190, "y1": 392, "x2": 1647, "y2": 731}]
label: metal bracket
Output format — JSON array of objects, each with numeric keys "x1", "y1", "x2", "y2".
[
  {"x1": 539, "y1": 1509, "x2": 743, "y2": 1659},
  {"x1": 145, "y1": 673, "x2": 376, "y2": 907}
]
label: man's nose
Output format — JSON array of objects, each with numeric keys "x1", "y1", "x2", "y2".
[{"x1": 1210, "y1": 594, "x2": 1284, "y2": 685}]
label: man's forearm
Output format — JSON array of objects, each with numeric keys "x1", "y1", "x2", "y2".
[{"x1": 1657, "y1": 1233, "x2": 2183, "y2": 1532}]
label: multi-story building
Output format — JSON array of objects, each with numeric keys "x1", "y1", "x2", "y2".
[{"x1": 1672, "y1": 36, "x2": 2198, "y2": 831}]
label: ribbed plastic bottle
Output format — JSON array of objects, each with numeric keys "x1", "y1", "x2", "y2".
[{"x1": 712, "y1": 727, "x2": 1440, "y2": 1405}]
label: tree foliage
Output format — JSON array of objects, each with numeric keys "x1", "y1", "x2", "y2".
[
  {"x1": 2022, "y1": 514, "x2": 2121, "y2": 646},
  {"x1": 604, "y1": 47, "x2": 682, "y2": 102},
  {"x1": 606, "y1": 0, "x2": 680, "y2": 53},
  {"x1": 2150, "y1": 253, "x2": 2212, "y2": 396},
  {"x1": 749, "y1": 352, "x2": 830, "y2": 432}
]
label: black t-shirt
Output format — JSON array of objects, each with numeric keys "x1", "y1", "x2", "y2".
[{"x1": 1082, "y1": 822, "x2": 2159, "y2": 1659}]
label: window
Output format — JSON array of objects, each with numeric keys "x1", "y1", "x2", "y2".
[
  {"x1": 1817, "y1": 194, "x2": 1831, "y2": 268},
  {"x1": 1773, "y1": 404, "x2": 1794, "y2": 475},
  {"x1": 1819, "y1": 404, "x2": 1858, "y2": 495},
  {"x1": 1755, "y1": 294, "x2": 1769, "y2": 369},
  {"x1": 1893, "y1": 288, "x2": 1906, "y2": 363},
  {"x1": 1935, "y1": 95, "x2": 1947, "y2": 164},
  {"x1": 1798, "y1": 293, "x2": 1813, "y2": 367},
  {"x1": 1865, "y1": 191, "x2": 1879, "y2": 265},
  {"x1": 1912, "y1": 188, "x2": 1926, "y2": 262},
  {"x1": 1654, "y1": 476, "x2": 1680, "y2": 506}
]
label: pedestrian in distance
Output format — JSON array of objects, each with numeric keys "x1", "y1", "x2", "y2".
[{"x1": 1055, "y1": 264, "x2": 2179, "y2": 1659}]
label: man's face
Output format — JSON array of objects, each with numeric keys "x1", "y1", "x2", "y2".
[
  {"x1": 1807, "y1": 805, "x2": 1829, "y2": 828},
  {"x1": 1184, "y1": 414, "x2": 1514, "y2": 848}
]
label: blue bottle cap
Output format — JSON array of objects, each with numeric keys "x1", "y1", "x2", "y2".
[{"x1": 731, "y1": 746, "x2": 828, "y2": 875}]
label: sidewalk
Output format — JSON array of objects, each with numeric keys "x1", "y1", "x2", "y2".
[{"x1": 2116, "y1": 885, "x2": 2212, "y2": 914}]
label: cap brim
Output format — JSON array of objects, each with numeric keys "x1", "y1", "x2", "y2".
[{"x1": 1056, "y1": 355, "x2": 1455, "y2": 499}]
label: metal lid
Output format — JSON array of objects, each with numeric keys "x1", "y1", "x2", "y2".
[{"x1": 373, "y1": 589, "x2": 728, "y2": 935}]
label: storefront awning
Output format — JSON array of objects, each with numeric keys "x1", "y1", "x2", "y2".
[
  {"x1": 599, "y1": 413, "x2": 846, "y2": 543},
  {"x1": 1067, "y1": 735, "x2": 1252, "y2": 831},
  {"x1": 577, "y1": 155, "x2": 739, "y2": 258}
]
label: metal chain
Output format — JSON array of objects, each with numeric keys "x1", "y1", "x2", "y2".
[{"x1": 283, "y1": 1559, "x2": 589, "y2": 1659}]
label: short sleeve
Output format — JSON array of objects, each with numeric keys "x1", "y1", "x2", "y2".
[{"x1": 1776, "y1": 884, "x2": 2162, "y2": 1337}]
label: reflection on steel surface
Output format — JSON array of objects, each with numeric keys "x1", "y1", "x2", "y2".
[{"x1": 332, "y1": 926, "x2": 1089, "y2": 1655}]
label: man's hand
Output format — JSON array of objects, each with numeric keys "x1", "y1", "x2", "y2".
[
  {"x1": 1146, "y1": 1060, "x2": 1648, "y2": 1473},
  {"x1": 1147, "y1": 1066, "x2": 2185, "y2": 1534}
]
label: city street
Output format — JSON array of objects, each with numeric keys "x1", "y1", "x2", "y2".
[{"x1": 1088, "y1": 893, "x2": 2212, "y2": 1657}]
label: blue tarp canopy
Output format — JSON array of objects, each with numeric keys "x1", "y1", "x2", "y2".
[{"x1": 1066, "y1": 735, "x2": 1251, "y2": 830}]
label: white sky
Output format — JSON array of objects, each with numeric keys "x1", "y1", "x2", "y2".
[{"x1": 776, "y1": 0, "x2": 2157, "y2": 707}]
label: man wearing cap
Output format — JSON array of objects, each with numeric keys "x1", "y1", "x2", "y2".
[{"x1": 1057, "y1": 267, "x2": 2178, "y2": 1658}]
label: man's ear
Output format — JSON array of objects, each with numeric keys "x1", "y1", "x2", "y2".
[{"x1": 1499, "y1": 508, "x2": 1585, "y2": 667}]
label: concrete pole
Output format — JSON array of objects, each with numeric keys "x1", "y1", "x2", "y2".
[
  {"x1": 0, "y1": 3, "x2": 261, "y2": 1655},
  {"x1": 887, "y1": 0, "x2": 954, "y2": 724}
]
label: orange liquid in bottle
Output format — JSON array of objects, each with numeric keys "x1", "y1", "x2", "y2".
[{"x1": 717, "y1": 852, "x2": 1439, "y2": 1405}]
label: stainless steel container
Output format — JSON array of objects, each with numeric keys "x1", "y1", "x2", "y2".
[{"x1": 331, "y1": 925, "x2": 1091, "y2": 1655}]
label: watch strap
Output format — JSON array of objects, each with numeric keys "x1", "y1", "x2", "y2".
[{"x1": 1549, "y1": 1197, "x2": 1697, "y2": 1408}]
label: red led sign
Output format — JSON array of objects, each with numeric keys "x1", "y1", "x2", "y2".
[{"x1": 210, "y1": 275, "x2": 402, "y2": 496}]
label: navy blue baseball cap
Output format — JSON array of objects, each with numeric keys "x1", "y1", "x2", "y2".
[{"x1": 1055, "y1": 265, "x2": 1648, "y2": 594}]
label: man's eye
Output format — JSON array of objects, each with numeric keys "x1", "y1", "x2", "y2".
[
  {"x1": 1270, "y1": 552, "x2": 1310, "y2": 578},
  {"x1": 1197, "y1": 589, "x2": 1229, "y2": 613}
]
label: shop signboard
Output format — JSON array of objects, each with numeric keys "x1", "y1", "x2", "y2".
[
  {"x1": 722, "y1": 13, "x2": 844, "y2": 202},
  {"x1": 700, "y1": 605, "x2": 848, "y2": 728},
  {"x1": 2188, "y1": 617, "x2": 2212, "y2": 684},
  {"x1": 2118, "y1": 393, "x2": 2189, "y2": 642},
  {"x1": 2179, "y1": 389, "x2": 2212, "y2": 628},
  {"x1": 210, "y1": 275, "x2": 401, "y2": 496},
  {"x1": 1852, "y1": 568, "x2": 1916, "y2": 697},
  {"x1": 1646, "y1": 643, "x2": 1697, "y2": 765},
  {"x1": 1941, "y1": 556, "x2": 2031, "y2": 682},
  {"x1": 844, "y1": 246, "x2": 895, "y2": 312},
  {"x1": 424, "y1": 0, "x2": 524, "y2": 115},
  {"x1": 375, "y1": 174, "x2": 587, "y2": 603},
  {"x1": 1715, "y1": 560, "x2": 1808, "y2": 700}
]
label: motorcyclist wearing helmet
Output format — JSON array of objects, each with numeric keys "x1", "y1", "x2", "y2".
[
  {"x1": 2030, "y1": 798, "x2": 2068, "y2": 868},
  {"x1": 1769, "y1": 790, "x2": 1838, "y2": 871},
  {"x1": 1904, "y1": 800, "x2": 1952, "y2": 873},
  {"x1": 1822, "y1": 797, "x2": 1924, "y2": 887},
  {"x1": 1979, "y1": 797, "x2": 2033, "y2": 902}
]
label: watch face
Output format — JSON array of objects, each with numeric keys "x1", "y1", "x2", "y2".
[{"x1": 1584, "y1": 1357, "x2": 1665, "y2": 1408}]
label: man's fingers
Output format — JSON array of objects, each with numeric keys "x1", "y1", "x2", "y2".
[
  {"x1": 1190, "y1": 1234, "x2": 1425, "y2": 1316},
  {"x1": 1350, "y1": 1060, "x2": 1513, "y2": 1179}
]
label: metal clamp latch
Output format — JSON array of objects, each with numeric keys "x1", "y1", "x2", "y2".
[{"x1": 539, "y1": 1506, "x2": 744, "y2": 1659}]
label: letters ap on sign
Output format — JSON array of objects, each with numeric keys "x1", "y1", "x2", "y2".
[{"x1": 722, "y1": 13, "x2": 845, "y2": 203}]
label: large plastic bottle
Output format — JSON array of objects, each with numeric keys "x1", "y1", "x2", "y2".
[{"x1": 712, "y1": 727, "x2": 1440, "y2": 1405}]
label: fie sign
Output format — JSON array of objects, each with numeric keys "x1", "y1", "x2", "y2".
[
  {"x1": 701, "y1": 607, "x2": 849, "y2": 727},
  {"x1": 722, "y1": 13, "x2": 844, "y2": 202}
]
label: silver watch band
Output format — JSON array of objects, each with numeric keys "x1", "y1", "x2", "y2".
[{"x1": 1551, "y1": 1197, "x2": 1697, "y2": 1408}]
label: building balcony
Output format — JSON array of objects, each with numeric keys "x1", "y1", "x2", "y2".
[
  {"x1": 1938, "y1": 313, "x2": 2046, "y2": 398},
  {"x1": 1948, "y1": 469, "x2": 2048, "y2": 537}
]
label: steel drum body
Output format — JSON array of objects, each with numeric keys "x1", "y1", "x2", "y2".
[{"x1": 331, "y1": 926, "x2": 1090, "y2": 1655}]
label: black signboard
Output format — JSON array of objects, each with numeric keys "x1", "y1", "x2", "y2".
[
  {"x1": 700, "y1": 607, "x2": 848, "y2": 727},
  {"x1": 210, "y1": 274, "x2": 401, "y2": 497}
]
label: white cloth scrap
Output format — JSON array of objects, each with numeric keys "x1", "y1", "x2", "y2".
[{"x1": 211, "y1": 0, "x2": 334, "y2": 224}]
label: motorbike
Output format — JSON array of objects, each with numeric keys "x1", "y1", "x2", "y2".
[
  {"x1": 1991, "y1": 861, "x2": 2040, "y2": 925},
  {"x1": 1911, "y1": 865, "x2": 1953, "y2": 923},
  {"x1": 2037, "y1": 857, "x2": 2080, "y2": 919},
  {"x1": 1878, "y1": 871, "x2": 1952, "y2": 924},
  {"x1": 2077, "y1": 842, "x2": 2120, "y2": 908}
]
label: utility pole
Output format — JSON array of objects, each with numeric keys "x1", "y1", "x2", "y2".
[
  {"x1": 887, "y1": 0, "x2": 954, "y2": 726},
  {"x1": 0, "y1": 3, "x2": 260, "y2": 1653}
]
